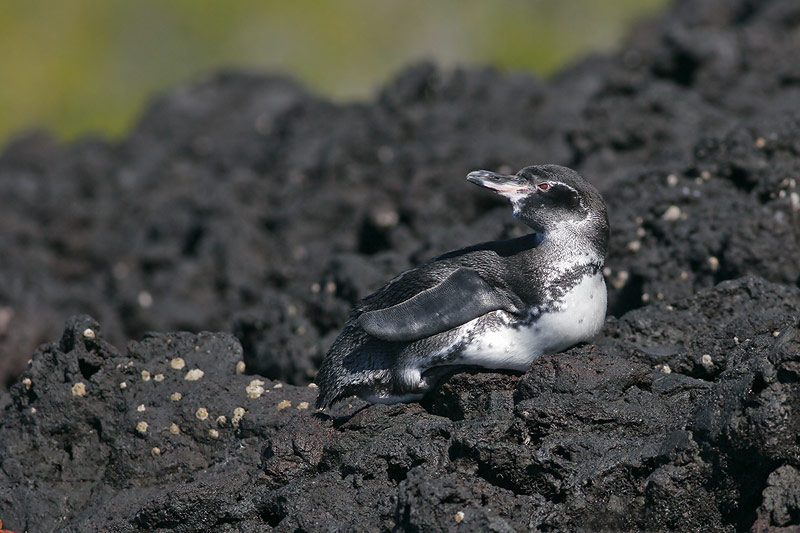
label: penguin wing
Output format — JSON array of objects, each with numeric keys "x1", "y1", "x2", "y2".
[{"x1": 358, "y1": 267, "x2": 519, "y2": 342}]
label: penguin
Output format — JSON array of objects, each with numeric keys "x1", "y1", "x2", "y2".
[{"x1": 315, "y1": 164, "x2": 609, "y2": 408}]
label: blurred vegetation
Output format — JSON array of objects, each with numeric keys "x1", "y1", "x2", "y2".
[{"x1": 0, "y1": 0, "x2": 666, "y2": 146}]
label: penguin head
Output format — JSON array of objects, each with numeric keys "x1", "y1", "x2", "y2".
[{"x1": 467, "y1": 164, "x2": 608, "y2": 248}]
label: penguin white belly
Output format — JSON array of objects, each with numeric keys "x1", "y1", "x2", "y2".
[{"x1": 452, "y1": 273, "x2": 607, "y2": 370}]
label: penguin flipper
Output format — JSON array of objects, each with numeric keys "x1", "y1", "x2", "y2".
[{"x1": 358, "y1": 267, "x2": 517, "y2": 342}]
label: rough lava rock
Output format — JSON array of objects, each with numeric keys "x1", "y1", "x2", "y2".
[
  {"x1": 2, "y1": 0, "x2": 800, "y2": 530},
  {"x1": 1, "y1": 277, "x2": 798, "y2": 531}
]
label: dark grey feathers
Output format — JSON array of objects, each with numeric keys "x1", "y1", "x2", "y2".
[{"x1": 358, "y1": 268, "x2": 520, "y2": 342}]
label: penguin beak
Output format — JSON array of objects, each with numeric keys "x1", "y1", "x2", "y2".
[{"x1": 467, "y1": 170, "x2": 531, "y2": 198}]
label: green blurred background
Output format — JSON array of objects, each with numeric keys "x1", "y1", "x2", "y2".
[{"x1": 0, "y1": 0, "x2": 666, "y2": 147}]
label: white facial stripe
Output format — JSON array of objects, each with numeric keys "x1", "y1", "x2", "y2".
[{"x1": 502, "y1": 188, "x2": 533, "y2": 214}]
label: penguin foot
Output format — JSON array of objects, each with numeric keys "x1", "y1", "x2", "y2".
[
  {"x1": 394, "y1": 366, "x2": 435, "y2": 394},
  {"x1": 355, "y1": 366, "x2": 431, "y2": 405},
  {"x1": 362, "y1": 391, "x2": 427, "y2": 404}
]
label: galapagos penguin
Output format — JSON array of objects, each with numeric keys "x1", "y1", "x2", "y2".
[{"x1": 315, "y1": 164, "x2": 609, "y2": 408}]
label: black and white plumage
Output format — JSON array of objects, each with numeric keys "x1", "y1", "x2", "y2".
[{"x1": 315, "y1": 164, "x2": 609, "y2": 408}]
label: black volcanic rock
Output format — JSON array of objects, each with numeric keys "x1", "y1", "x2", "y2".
[
  {"x1": 1, "y1": 278, "x2": 798, "y2": 531},
  {"x1": 2, "y1": 0, "x2": 800, "y2": 530}
]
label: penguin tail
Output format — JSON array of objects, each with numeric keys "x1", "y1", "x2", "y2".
[
  {"x1": 313, "y1": 358, "x2": 342, "y2": 409},
  {"x1": 313, "y1": 322, "x2": 399, "y2": 408},
  {"x1": 314, "y1": 378, "x2": 342, "y2": 409}
]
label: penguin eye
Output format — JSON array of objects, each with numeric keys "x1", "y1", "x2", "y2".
[{"x1": 537, "y1": 182, "x2": 551, "y2": 191}]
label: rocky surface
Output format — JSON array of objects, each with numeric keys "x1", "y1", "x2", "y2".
[{"x1": 1, "y1": 0, "x2": 800, "y2": 530}]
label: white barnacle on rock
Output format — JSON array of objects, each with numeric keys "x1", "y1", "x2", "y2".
[
  {"x1": 82, "y1": 328, "x2": 96, "y2": 339},
  {"x1": 72, "y1": 382, "x2": 87, "y2": 397},
  {"x1": 136, "y1": 421, "x2": 148, "y2": 434},
  {"x1": 661, "y1": 205, "x2": 682, "y2": 221},
  {"x1": 170, "y1": 357, "x2": 185, "y2": 370},
  {"x1": 246, "y1": 379, "x2": 266, "y2": 399},
  {"x1": 184, "y1": 368, "x2": 204, "y2": 381},
  {"x1": 790, "y1": 192, "x2": 800, "y2": 211},
  {"x1": 232, "y1": 407, "x2": 246, "y2": 427},
  {"x1": 611, "y1": 269, "x2": 629, "y2": 290},
  {"x1": 137, "y1": 291, "x2": 153, "y2": 308},
  {"x1": 196, "y1": 407, "x2": 209, "y2": 421}
]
